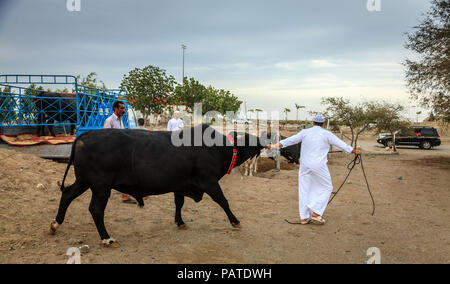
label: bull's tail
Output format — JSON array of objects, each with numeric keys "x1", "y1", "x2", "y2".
[{"x1": 59, "y1": 138, "x2": 77, "y2": 191}]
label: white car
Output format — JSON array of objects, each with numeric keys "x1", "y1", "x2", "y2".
[{"x1": 232, "y1": 118, "x2": 251, "y2": 125}]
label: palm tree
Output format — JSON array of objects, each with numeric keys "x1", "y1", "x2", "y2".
[
  {"x1": 283, "y1": 108, "x2": 291, "y2": 126},
  {"x1": 255, "y1": 109, "x2": 263, "y2": 123},
  {"x1": 416, "y1": 111, "x2": 422, "y2": 124},
  {"x1": 295, "y1": 104, "x2": 305, "y2": 122},
  {"x1": 255, "y1": 108, "x2": 263, "y2": 134},
  {"x1": 248, "y1": 109, "x2": 254, "y2": 120}
]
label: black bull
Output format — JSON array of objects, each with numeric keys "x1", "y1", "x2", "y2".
[
  {"x1": 36, "y1": 92, "x2": 77, "y2": 137},
  {"x1": 50, "y1": 124, "x2": 272, "y2": 246},
  {"x1": 266, "y1": 135, "x2": 301, "y2": 164},
  {"x1": 279, "y1": 135, "x2": 301, "y2": 164}
]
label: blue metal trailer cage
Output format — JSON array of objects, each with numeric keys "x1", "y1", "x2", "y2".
[
  {"x1": 0, "y1": 74, "x2": 136, "y2": 159},
  {"x1": 0, "y1": 74, "x2": 135, "y2": 136}
]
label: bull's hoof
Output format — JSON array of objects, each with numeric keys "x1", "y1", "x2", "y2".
[
  {"x1": 102, "y1": 238, "x2": 120, "y2": 248},
  {"x1": 177, "y1": 224, "x2": 188, "y2": 230},
  {"x1": 50, "y1": 220, "x2": 59, "y2": 235},
  {"x1": 231, "y1": 222, "x2": 241, "y2": 228}
]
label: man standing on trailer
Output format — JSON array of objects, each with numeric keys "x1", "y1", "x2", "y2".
[
  {"x1": 104, "y1": 101, "x2": 135, "y2": 204},
  {"x1": 267, "y1": 114, "x2": 361, "y2": 225}
]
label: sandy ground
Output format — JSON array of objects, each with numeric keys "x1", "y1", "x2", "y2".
[{"x1": 0, "y1": 135, "x2": 449, "y2": 264}]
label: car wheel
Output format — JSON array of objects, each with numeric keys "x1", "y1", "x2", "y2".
[{"x1": 421, "y1": 141, "x2": 432, "y2": 150}]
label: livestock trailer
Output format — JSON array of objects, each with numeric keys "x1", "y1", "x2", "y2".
[{"x1": 0, "y1": 74, "x2": 136, "y2": 159}]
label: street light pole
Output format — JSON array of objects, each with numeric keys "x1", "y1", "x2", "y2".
[{"x1": 181, "y1": 44, "x2": 186, "y2": 83}]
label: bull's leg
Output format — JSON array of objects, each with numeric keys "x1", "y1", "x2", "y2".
[
  {"x1": 244, "y1": 162, "x2": 249, "y2": 176},
  {"x1": 254, "y1": 157, "x2": 259, "y2": 174},
  {"x1": 174, "y1": 193, "x2": 187, "y2": 229},
  {"x1": 204, "y1": 183, "x2": 241, "y2": 228},
  {"x1": 51, "y1": 181, "x2": 89, "y2": 234},
  {"x1": 88, "y1": 187, "x2": 118, "y2": 247}
]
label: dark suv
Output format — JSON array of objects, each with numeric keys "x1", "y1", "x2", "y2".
[{"x1": 377, "y1": 126, "x2": 441, "y2": 150}]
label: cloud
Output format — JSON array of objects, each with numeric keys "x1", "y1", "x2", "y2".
[
  {"x1": 309, "y1": 59, "x2": 340, "y2": 68},
  {"x1": 0, "y1": 0, "x2": 432, "y2": 121}
]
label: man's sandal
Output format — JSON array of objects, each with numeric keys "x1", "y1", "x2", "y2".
[
  {"x1": 284, "y1": 219, "x2": 310, "y2": 225},
  {"x1": 311, "y1": 216, "x2": 326, "y2": 225}
]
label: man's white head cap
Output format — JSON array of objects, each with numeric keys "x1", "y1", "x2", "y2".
[{"x1": 313, "y1": 114, "x2": 326, "y2": 123}]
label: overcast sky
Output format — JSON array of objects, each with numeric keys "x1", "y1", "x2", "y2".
[{"x1": 0, "y1": 0, "x2": 432, "y2": 121}]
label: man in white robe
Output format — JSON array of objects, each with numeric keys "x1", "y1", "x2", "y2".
[
  {"x1": 268, "y1": 114, "x2": 361, "y2": 224},
  {"x1": 167, "y1": 111, "x2": 184, "y2": 131}
]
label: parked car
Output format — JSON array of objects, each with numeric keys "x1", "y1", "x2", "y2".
[
  {"x1": 377, "y1": 132, "x2": 393, "y2": 140},
  {"x1": 376, "y1": 126, "x2": 441, "y2": 150}
]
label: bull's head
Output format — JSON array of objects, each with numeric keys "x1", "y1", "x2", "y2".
[{"x1": 228, "y1": 131, "x2": 276, "y2": 149}]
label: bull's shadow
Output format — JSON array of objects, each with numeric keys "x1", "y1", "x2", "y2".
[{"x1": 50, "y1": 124, "x2": 274, "y2": 247}]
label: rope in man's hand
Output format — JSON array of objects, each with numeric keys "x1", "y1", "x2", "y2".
[{"x1": 328, "y1": 146, "x2": 375, "y2": 216}]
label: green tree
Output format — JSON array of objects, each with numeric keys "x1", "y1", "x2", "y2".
[
  {"x1": 404, "y1": 0, "x2": 450, "y2": 123},
  {"x1": 369, "y1": 101, "x2": 410, "y2": 152},
  {"x1": 173, "y1": 77, "x2": 206, "y2": 113},
  {"x1": 120, "y1": 65, "x2": 176, "y2": 124},
  {"x1": 77, "y1": 72, "x2": 107, "y2": 90},
  {"x1": 25, "y1": 84, "x2": 45, "y2": 96},
  {"x1": 322, "y1": 97, "x2": 378, "y2": 147},
  {"x1": 429, "y1": 111, "x2": 436, "y2": 121},
  {"x1": 55, "y1": 87, "x2": 69, "y2": 93},
  {"x1": 173, "y1": 77, "x2": 242, "y2": 115},
  {"x1": 0, "y1": 86, "x2": 12, "y2": 123},
  {"x1": 23, "y1": 84, "x2": 44, "y2": 124},
  {"x1": 214, "y1": 88, "x2": 241, "y2": 115}
]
